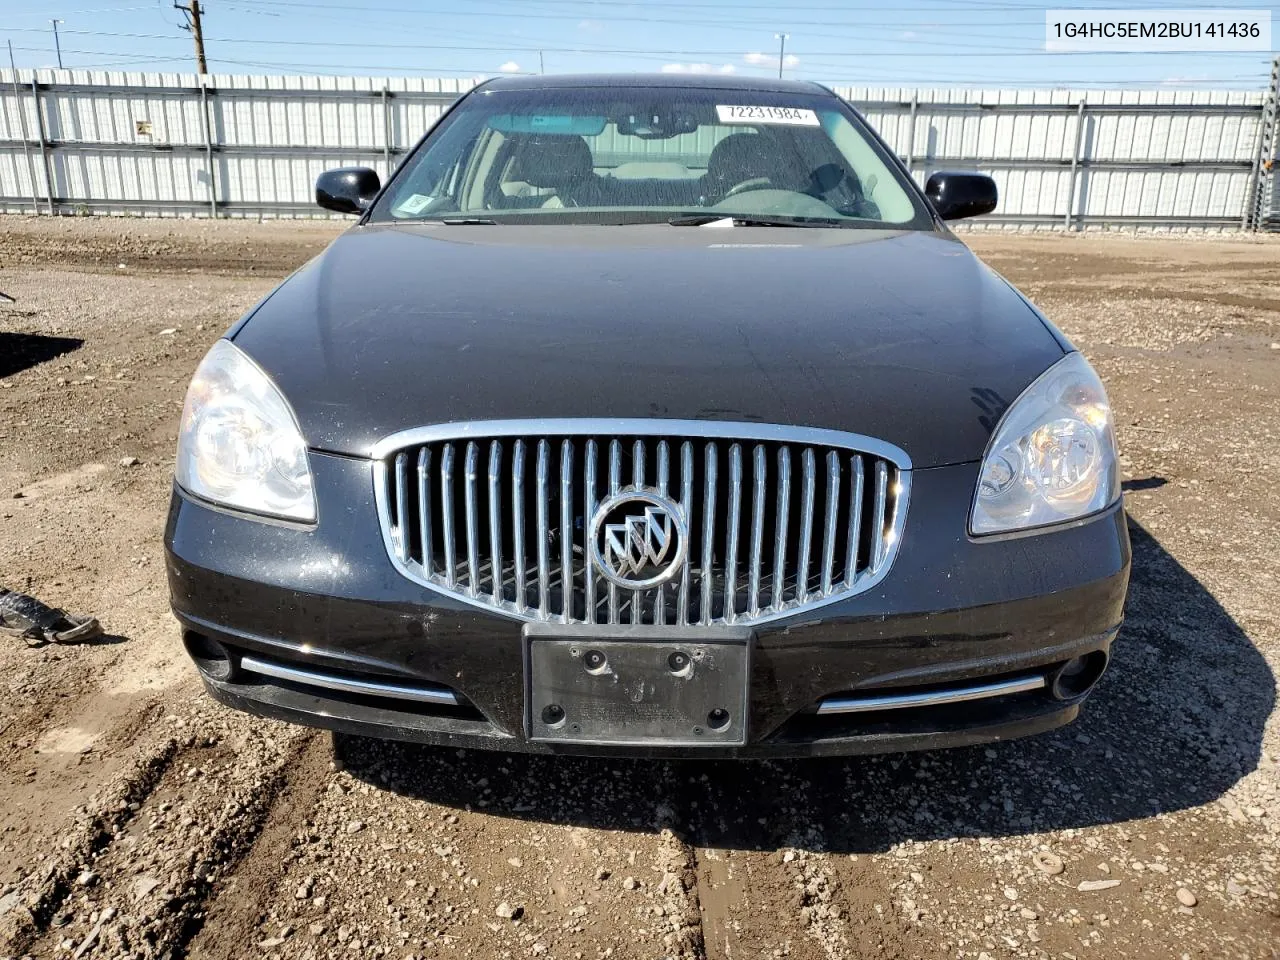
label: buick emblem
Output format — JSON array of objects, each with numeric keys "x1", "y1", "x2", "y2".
[{"x1": 589, "y1": 490, "x2": 688, "y2": 589}]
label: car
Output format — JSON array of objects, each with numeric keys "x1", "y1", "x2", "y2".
[{"x1": 165, "y1": 74, "x2": 1130, "y2": 758}]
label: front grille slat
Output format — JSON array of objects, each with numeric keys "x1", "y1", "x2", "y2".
[
  {"x1": 773, "y1": 446, "x2": 791, "y2": 610},
  {"x1": 872, "y1": 459, "x2": 890, "y2": 570},
  {"x1": 583, "y1": 439, "x2": 598, "y2": 624},
  {"x1": 512, "y1": 439, "x2": 527, "y2": 612},
  {"x1": 463, "y1": 441, "x2": 481, "y2": 597},
  {"x1": 417, "y1": 448, "x2": 433, "y2": 579},
  {"x1": 393, "y1": 452, "x2": 410, "y2": 564},
  {"x1": 845, "y1": 454, "x2": 864, "y2": 588},
  {"x1": 559, "y1": 439, "x2": 574, "y2": 623},
  {"x1": 700, "y1": 441, "x2": 718, "y2": 626},
  {"x1": 821, "y1": 450, "x2": 840, "y2": 596},
  {"x1": 607, "y1": 439, "x2": 621, "y2": 625},
  {"x1": 487, "y1": 441, "x2": 504, "y2": 606},
  {"x1": 440, "y1": 443, "x2": 457, "y2": 589},
  {"x1": 747, "y1": 444, "x2": 766, "y2": 619},
  {"x1": 655, "y1": 441, "x2": 670, "y2": 623},
  {"x1": 796, "y1": 448, "x2": 816, "y2": 604},
  {"x1": 535, "y1": 440, "x2": 551, "y2": 617},
  {"x1": 377, "y1": 422, "x2": 908, "y2": 628},
  {"x1": 677, "y1": 440, "x2": 693, "y2": 625}
]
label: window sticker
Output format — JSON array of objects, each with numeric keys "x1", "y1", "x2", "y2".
[
  {"x1": 396, "y1": 193, "x2": 435, "y2": 216},
  {"x1": 715, "y1": 105, "x2": 820, "y2": 126}
]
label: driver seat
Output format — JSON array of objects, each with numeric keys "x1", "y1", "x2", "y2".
[{"x1": 700, "y1": 133, "x2": 771, "y2": 204}]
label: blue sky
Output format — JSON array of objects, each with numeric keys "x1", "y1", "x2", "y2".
[{"x1": 2, "y1": 0, "x2": 1276, "y2": 88}]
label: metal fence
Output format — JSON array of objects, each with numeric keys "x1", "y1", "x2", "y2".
[{"x1": 2, "y1": 67, "x2": 1278, "y2": 230}]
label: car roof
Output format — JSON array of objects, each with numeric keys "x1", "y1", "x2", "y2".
[{"x1": 478, "y1": 73, "x2": 832, "y2": 97}]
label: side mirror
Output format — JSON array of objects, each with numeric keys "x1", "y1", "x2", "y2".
[
  {"x1": 316, "y1": 167, "x2": 381, "y2": 215},
  {"x1": 924, "y1": 172, "x2": 998, "y2": 221}
]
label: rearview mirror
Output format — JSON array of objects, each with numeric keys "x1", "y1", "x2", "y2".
[
  {"x1": 316, "y1": 167, "x2": 381, "y2": 215},
  {"x1": 924, "y1": 172, "x2": 998, "y2": 221}
]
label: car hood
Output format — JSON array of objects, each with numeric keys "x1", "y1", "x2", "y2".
[{"x1": 232, "y1": 223, "x2": 1064, "y2": 469}]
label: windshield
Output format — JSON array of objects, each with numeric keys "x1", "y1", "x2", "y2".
[{"x1": 371, "y1": 85, "x2": 933, "y2": 229}]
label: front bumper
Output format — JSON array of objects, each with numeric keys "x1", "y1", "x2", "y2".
[{"x1": 165, "y1": 451, "x2": 1130, "y2": 758}]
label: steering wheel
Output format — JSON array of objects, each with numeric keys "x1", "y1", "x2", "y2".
[{"x1": 723, "y1": 177, "x2": 775, "y2": 198}]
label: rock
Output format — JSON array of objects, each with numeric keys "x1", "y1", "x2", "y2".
[
  {"x1": 506, "y1": 857, "x2": 522, "y2": 868},
  {"x1": 132, "y1": 876, "x2": 161, "y2": 900},
  {"x1": 0, "y1": 890, "x2": 22, "y2": 917},
  {"x1": 119, "y1": 456, "x2": 139, "y2": 467},
  {"x1": 1032, "y1": 851, "x2": 1065, "y2": 875},
  {"x1": 159, "y1": 327, "x2": 178, "y2": 336},
  {"x1": 1003, "y1": 887, "x2": 1018, "y2": 901},
  {"x1": 75, "y1": 870, "x2": 98, "y2": 888},
  {"x1": 1226, "y1": 880, "x2": 1247, "y2": 897},
  {"x1": 345, "y1": 820, "x2": 365, "y2": 834},
  {"x1": 495, "y1": 901, "x2": 522, "y2": 920},
  {"x1": 1019, "y1": 907, "x2": 1038, "y2": 920},
  {"x1": 1176, "y1": 888, "x2": 1198, "y2": 907},
  {"x1": 622, "y1": 876, "x2": 640, "y2": 890},
  {"x1": 1077, "y1": 879, "x2": 1121, "y2": 892}
]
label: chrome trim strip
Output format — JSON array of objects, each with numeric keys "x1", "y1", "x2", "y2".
[
  {"x1": 370, "y1": 419, "x2": 912, "y2": 470},
  {"x1": 816, "y1": 674, "x2": 1045, "y2": 715},
  {"x1": 240, "y1": 655, "x2": 461, "y2": 706},
  {"x1": 607, "y1": 439, "x2": 621, "y2": 625}
]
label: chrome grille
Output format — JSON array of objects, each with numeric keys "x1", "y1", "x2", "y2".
[{"x1": 374, "y1": 420, "x2": 910, "y2": 627}]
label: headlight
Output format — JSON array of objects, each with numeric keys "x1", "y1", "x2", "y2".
[
  {"x1": 176, "y1": 339, "x2": 316, "y2": 522},
  {"x1": 971, "y1": 351, "x2": 1119, "y2": 536}
]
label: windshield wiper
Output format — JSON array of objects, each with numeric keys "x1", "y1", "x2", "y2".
[
  {"x1": 438, "y1": 217, "x2": 498, "y2": 225},
  {"x1": 667, "y1": 214, "x2": 847, "y2": 228}
]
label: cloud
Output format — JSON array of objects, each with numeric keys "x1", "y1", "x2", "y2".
[
  {"x1": 661, "y1": 62, "x2": 737, "y2": 74},
  {"x1": 498, "y1": 61, "x2": 521, "y2": 73},
  {"x1": 743, "y1": 52, "x2": 800, "y2": 69},
  {"x1": 577, "y1": 19, "x2": 604, "y2": 32}
]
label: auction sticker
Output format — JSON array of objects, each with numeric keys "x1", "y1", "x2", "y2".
[{"x1": 716, "y1": 105, "x2": 820, "y2": 126}]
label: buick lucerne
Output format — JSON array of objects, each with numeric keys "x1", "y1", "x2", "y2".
[{"x1": 165, "y1": 75, "x2": 1130, "y2": 757}]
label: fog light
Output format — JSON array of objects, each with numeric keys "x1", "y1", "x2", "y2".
[
  {"x1": 1050, "y1": 651, "x2": 1108, "y2": 700},
  {"x1": 183, "y1": 630, "x2": 235, "y2": 682}
]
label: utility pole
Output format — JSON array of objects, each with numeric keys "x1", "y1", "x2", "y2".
[
  {"x1": 775, "y1": 33, "x2": 789, "y2": 78},
  {"x1": 50, "y1": 20, "x2": 63, "y2": 69},
  {"x1": 174, "y1": 0, "x2": 208, "y2": 74}
]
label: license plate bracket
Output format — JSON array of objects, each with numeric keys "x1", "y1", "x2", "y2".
[{"x1": 524, "y1": 624, "x2": 752, "y2": 747}]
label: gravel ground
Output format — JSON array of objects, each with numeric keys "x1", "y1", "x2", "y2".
[{"x1": 0, "y1": 217, "x2": 1277, "y2": 960}]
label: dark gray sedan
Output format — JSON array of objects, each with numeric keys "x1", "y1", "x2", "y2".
[{"x1": 165, "y1": 74, "x2": 1129, "y2": 757}]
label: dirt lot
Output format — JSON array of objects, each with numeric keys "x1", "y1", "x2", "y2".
[{"x1": 0, "y1": 217, "x2": 1277, "y2": 960}]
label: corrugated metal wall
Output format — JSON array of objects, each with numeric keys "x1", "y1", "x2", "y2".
[{"x1": 0, "y1": 68, "x2": 1274, "y2": 229}]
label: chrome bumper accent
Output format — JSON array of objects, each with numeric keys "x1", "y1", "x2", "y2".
[
  {"x1": 239, "y1": 655, "x2": 461, "y2": 707},
  {"x1": 815, "y1": 674, "x2": 1045, "y2": 715}
]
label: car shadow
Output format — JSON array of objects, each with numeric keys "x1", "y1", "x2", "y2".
[
  {"x1": 0, "y1": 333, "x2": 84, "y2": 380},
  {"x1": 334, "y1": 516, "x2": 1274, "y2": 853}
]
